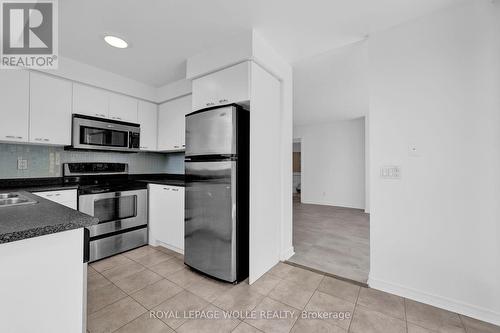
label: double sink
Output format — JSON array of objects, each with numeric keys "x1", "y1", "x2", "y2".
[{"x1": 0, "y1": 192, "x2": 38, "y2": 207}]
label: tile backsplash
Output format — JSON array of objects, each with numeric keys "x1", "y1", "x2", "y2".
[{"x1": 0, "y1": 144, "x2": 185, "y2": 178}]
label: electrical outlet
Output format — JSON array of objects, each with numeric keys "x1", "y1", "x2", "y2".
[{"x1": 17, "y1": 159, "x2": 28, "y2": 170}]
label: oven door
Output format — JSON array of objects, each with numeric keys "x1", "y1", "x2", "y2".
[
  {"x1": 72, "y1": 115, "x2": 140, "y2": 152},
  {"x1": 79, "y1": 189, "x2": 148, "y2": 238}
]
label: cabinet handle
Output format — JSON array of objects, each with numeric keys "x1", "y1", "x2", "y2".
[
  {"x1": 206, "y1": 102, "x2": 215, "y2": 106},
  {"x1": 171, "y1": 188, "x2": 179, "y2": 192},
  {"x1": 44, "y1": 138, "x2": 49, "y2": 142},
  {"x1": 219, "y1": 99, "x2": 228, "y2": 103},
  {"x1": 95, "y1": 113, "x2": 106, "y2": 118},
  {"x1": 174, "y1": 145, "x2": 179, "y2": 148},
  {"x1": 55, "y1": 193, "x2": 61, "y2": 196},
  {"x1": 17, "y1": 136, "x2": 23, "y2": 139},
  {"x1": 112, "y1": 116, "x2": 122, "y2": 120},
  {"x1": 163, "y1": 187, "x2": 170, "y2": 190},
  {"x1": 5, "y1": 135, "x2": 15, "y2": 139},
  {"x1": 35, "y1": 138, "x2": 43, "y2": 141},
  {"x1": 182, "y1": 144, "x2": 185, "y2": 147}
]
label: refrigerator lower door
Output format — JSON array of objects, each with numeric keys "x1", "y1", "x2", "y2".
[{"x1": 185, "y1": 160, "x2": 237, "y2": 282}]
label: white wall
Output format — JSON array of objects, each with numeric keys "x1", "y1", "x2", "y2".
[
  {"x1": 293, "y1": 41, "x2": 368, "y2": 125},
  {"x1": 294, "y1": 118, "x2": 365, "y2": 209},
  {"x1": 368, "y1": 0, "x2": 500, "y2": 325},
  {"x1": 249, "y1": 63, "x2": 282, "y2": 283},
  {"x1": 252, "y1": 32, "x2": 294, "y2": 262},
  {"x1": 157, "y1": 79, "x2": 192, "y2": 103}
]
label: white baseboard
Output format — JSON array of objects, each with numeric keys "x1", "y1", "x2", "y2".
[
  {"x1": 280, "y1": 246, "x2": 295, "y2": 261},
  {"x1": 300, "y1": 199, "x2": 364, "y2": 210},
  {"x1": 152, "y1": 240, "x2": 184, "y2": 255},
  {"x1": 368, "y1": 276, "x2": 500, "y2": 326}
]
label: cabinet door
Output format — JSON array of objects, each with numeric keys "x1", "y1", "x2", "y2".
[
  {"x1": 137, "y1": 101, "x2": 158, "y2": 151},
  {"x1": 191, "y1": 62, "x2": 250, "y2": 111},
  {"x1": 158, "y1": 95, "x2": 190, "y2": 151},
  {"x1": 213, "y1": 61, "x2": 250, "y2": 106},
  {"x1": 109, "y1": 93, "x2": 138, "y2": 123},
  {"x1": 30, "y1": 73, "x2": 72, "y2": 145},
  {"x1": 148, "y1": 184, "x2": 185, "y2": 252},
  {"x1": 32, "y1": 189, "x2": 77, "y2": 210},
  {"x1": 192, "y1": 74, "x2": 218, "y2": 111},
  {"x1": 0, "y1": 70, "x2": 29, "y2": 142},
  {"x1": 72, "y1": 84, "x2": 109, "y2": 118}
]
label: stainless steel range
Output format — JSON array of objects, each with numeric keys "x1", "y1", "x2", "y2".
[{"x1": 63, "y1": 162, "x2": 148, "y2": 262}]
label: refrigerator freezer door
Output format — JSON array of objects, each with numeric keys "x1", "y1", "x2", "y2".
[
  {"x1": 185, "y1": 106, "x2": 237, "y2": 156},
  {"x1": 184, "y1": 160, "x2": 237, "y2": 282}
]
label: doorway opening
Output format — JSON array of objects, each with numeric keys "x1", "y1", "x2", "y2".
[{"x1": 289, "y1": 118, "x2": 369, "y2": 284}]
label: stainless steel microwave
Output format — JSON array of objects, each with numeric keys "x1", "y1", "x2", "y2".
[{"x1": 71, "y1": 114, "x2": 140, "y2": 152}]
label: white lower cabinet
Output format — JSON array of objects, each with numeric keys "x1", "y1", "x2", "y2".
[
  {"x1": 148, "y1": 184, "x2": 185, "y2": 253},
  {"x1": 32, "y1": 189, "x2": 77, "y2": 210}
]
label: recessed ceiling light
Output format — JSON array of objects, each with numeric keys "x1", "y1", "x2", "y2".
[{"x1": 104, "y1": 35, "x2": 128, "y2": 49}]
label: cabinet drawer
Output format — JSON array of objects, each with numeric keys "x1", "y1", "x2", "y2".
[{"x1": 33, "y1": 189, "x2": 77, "y2": 207}]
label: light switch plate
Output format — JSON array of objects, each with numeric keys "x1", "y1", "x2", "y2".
[
  {"x1": 17, "y1": 159, "x2": 28, "y2": 170},
  {"x1": 380, "y1": 165, "x2": 401, "y2": 179}
]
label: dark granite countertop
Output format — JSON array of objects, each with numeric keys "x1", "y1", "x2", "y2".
[
  {"x1": 0, "y1": 174, "x2": 185, "y2": 191},
  {"x1": 0, "y1": 177, "x2": 79, "y2": 192},
  {"x1": 130, "y1": 174, "x2": 185, "y2": 187},
  {"x1": 137, "y1": 179, "x2": 185, "y2": 187},
  {"x1": 0, "y1": 191, "x2": 98, "y2": 244}
]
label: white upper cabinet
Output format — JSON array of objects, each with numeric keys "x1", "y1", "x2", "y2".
[
  {"x1": 0, "y1": 70, "x2": 29, "y2": 143},
  {"x1": 192, "y1": 61, "x2": 250, "y2": 111},
  {"x1": 137, "y1": 101, "x2": 158, "y2": 151},
  {"x1": 29, "y1": 73, "x2": 72, "y2": 145},
  {"x1": 72, "y1": 84, "x2": 109, "y2": 119},
  {"x1": 109, "y1": 93, "x2": 138, "y2": 123},
  {"x1": 158, "y1": 95, "x2": 191, "y2": 151}
]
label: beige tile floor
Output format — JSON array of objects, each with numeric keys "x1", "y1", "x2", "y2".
[
  {"x1": 289, "y1": 194, "x2": 370, "y2": 283},
  {"x1": 87, "y1": 246, "x2": 500, "y2": 333}
]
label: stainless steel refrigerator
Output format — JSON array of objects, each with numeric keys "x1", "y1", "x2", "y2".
[{"x1": 184, "y1": 104, "x2": 249, "y2": 283}]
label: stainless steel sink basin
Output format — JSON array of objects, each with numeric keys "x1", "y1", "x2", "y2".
[
  {"x1": 0, "y1": 192, "x2": 37, "y2": 207},
  {"x1": 0, "y1": 193, "x2": 18, "y2": 199}
]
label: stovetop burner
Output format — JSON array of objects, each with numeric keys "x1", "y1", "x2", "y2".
[
  {"x1": 62, "y1": 162, "x2": 148, "y2": 195},
  {"x1": 77, "y1": 180, "x2": 147, "y2": 195}
]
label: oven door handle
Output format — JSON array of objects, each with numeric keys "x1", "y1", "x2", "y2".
[{"x1": 78, "y1": 189, "x2": 147, "y2": 218}]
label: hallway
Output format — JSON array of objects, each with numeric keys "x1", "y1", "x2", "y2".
[{"x1": 289, "y1": 195, "x2": 370, "y2": 283}]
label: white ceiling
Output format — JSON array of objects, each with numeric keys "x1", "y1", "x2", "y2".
[
  {"x1": 293, "y1": 42, "x2": 368, "y2": 126},
  {"x1": 59, "y1": 0, "x2": 463, "y2": 87}
]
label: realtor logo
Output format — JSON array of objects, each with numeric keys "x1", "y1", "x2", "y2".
[{"x1": 1, "y1": 0, "x2": 58, "y2": 69}]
